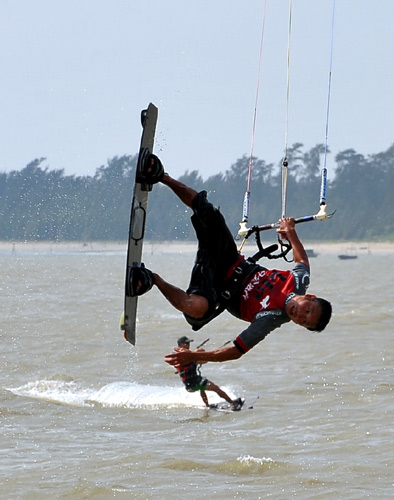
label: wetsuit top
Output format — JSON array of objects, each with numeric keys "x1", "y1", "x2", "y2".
[
  {"x1": 233, "y1": 261, "x2": 310, "y2": 354},
  {"x1": 177, "y1": 361, "x2": 202, "y2": 389}
]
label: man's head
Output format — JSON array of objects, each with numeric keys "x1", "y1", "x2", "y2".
[
  {"x1": 286, "y1": 294, "x2": 332, "y2": 332},
  {"x1": 177, "y1": 335, "x2": 194, "y2": 347}
]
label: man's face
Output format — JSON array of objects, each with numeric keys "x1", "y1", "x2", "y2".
[{"x1": 286, "y1": 294, "x2": 321, "y2": 329}]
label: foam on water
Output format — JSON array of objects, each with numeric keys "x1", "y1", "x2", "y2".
[
  {"x1": 6, "y1": 379, "x2": 95, "y2": 407},
  {"x1": 6, "y1": 379, "x2": 227, "y2": 410},
  {"x1": 89, "y1": 381, "x2": 210, "y2": 408}
]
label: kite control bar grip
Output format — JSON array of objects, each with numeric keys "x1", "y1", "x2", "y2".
[{"x1": 243, "y1": 207, "x2": 336, "y2": 239}]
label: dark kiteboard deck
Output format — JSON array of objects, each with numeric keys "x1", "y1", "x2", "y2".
[
  {"x1": 209, "y1": 396, "x2": 259, "y2": 413},
  {"x1": 121, "y1": 103, "x2": 158, "y2": 345}
]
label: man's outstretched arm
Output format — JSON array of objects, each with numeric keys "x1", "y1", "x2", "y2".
[{"x1": 165, "y1": 345, "x2": 242, "y2": 366}]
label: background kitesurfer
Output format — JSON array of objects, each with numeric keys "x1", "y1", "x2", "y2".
[{"x1": 175, "y1": 336, "x2": 243, "y2": 410}]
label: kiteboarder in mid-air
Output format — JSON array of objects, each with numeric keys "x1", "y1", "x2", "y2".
[{"x1": 130, "y1": 154, "x2": 332, "y2": 368}]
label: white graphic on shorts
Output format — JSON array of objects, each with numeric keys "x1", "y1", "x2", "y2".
[{"x1": 260, "y1": 295, "x2": 270, "y2": 309}]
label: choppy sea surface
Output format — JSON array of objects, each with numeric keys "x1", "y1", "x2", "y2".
[{"x1": 1, "y1": 242, "x2": 393, "y2": 499}]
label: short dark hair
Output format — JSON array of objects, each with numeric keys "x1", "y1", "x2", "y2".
[
  {"x1": 308, "y1": 298, "x2": 332, "y2": 332},
  {"x1": 177, "y1": 335, "x2": 193, "y2": 346}
]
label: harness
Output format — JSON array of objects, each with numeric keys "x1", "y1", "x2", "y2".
[
  {"x1": 221, "y1": 258, "x2": 263, "y2": 318},
  {"x1": 221, "y1": 237, "x2": 290, "y2": 314},
  {"x1": 184, "y1": 242, "x2": 285, "y2": 331},
  {"x1": 178, "y1": 362, "x2": 205, "y2": 391}
]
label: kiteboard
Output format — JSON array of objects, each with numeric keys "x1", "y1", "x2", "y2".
[
  {"x1": 209, "y1": 396, "x2": 259, "y2": 412},
  {"x1": 121, "y1": 102, "x2": 158, "y2": 345}
]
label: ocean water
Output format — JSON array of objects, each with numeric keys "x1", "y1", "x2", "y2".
[{"x1": 1, "y1": 243, "x2": 393, "y2": 499}]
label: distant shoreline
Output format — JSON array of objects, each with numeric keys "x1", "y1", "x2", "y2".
[{"x1": 1, "y1": 240, "x2": 394, "y2": 255}]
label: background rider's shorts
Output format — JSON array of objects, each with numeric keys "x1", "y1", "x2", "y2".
[{"x1": 185, "y1": 376, "x2": 208, "y2": 392}]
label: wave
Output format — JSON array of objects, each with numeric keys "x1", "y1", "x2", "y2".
[
  {"x1": 5, "y1": 378, "x2": 231, "y2": 410},
  {"x1": 160, "y1": 455, "x2": 286, "y2": 476},
  {"x1": 6, "y1": 378, "x2": 95, "y2": 407}
]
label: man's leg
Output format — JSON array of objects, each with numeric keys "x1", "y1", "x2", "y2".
[
  {"x1": 133, "y1": 167, "x2": 236, "y2": 321},
  {"x1": 205, "y1": 381, "x2": 235, "y2": 405},
  {"x1": 153, "y1": 273, "x2": 209, "y2": 318},
  {"x1": 200, "y1": 390, "x2": 209, "y2": 407},
  {"x1": 127, "y1": 171, "x2": 210, "y2": 315},
  {"x1": 158, "y1": 172, "x2": 238, "y2": 324},
  {"x1": 153, "y1": 173, "x2": 222, "y2": 319},
  {"x1": 161, "y1": 173, "x2": 198, "y2": 209}
]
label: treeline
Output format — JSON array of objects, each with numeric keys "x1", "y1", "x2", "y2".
[{"x1": 1, "y1": 142, "x2": 393, "y2": 242}]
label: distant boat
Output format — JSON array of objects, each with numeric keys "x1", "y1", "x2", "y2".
[
  {"x1": 306, "y1": 248, "x2": 318, "y2": 258},
  {"x1": 338, "y1": 247, "x2": 358, "y2": 259},
  {"x1": 338, "y1": 246, "x2": 369, "y2": 260}
]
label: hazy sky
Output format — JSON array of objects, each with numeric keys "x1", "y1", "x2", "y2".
[{"x1": 1, "y1": 0, "x2": 393, "y2": 179}]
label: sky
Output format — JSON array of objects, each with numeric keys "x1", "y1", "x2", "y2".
[{"x1": 1, "y1": 0, "x2": 393, "y2": 180}]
